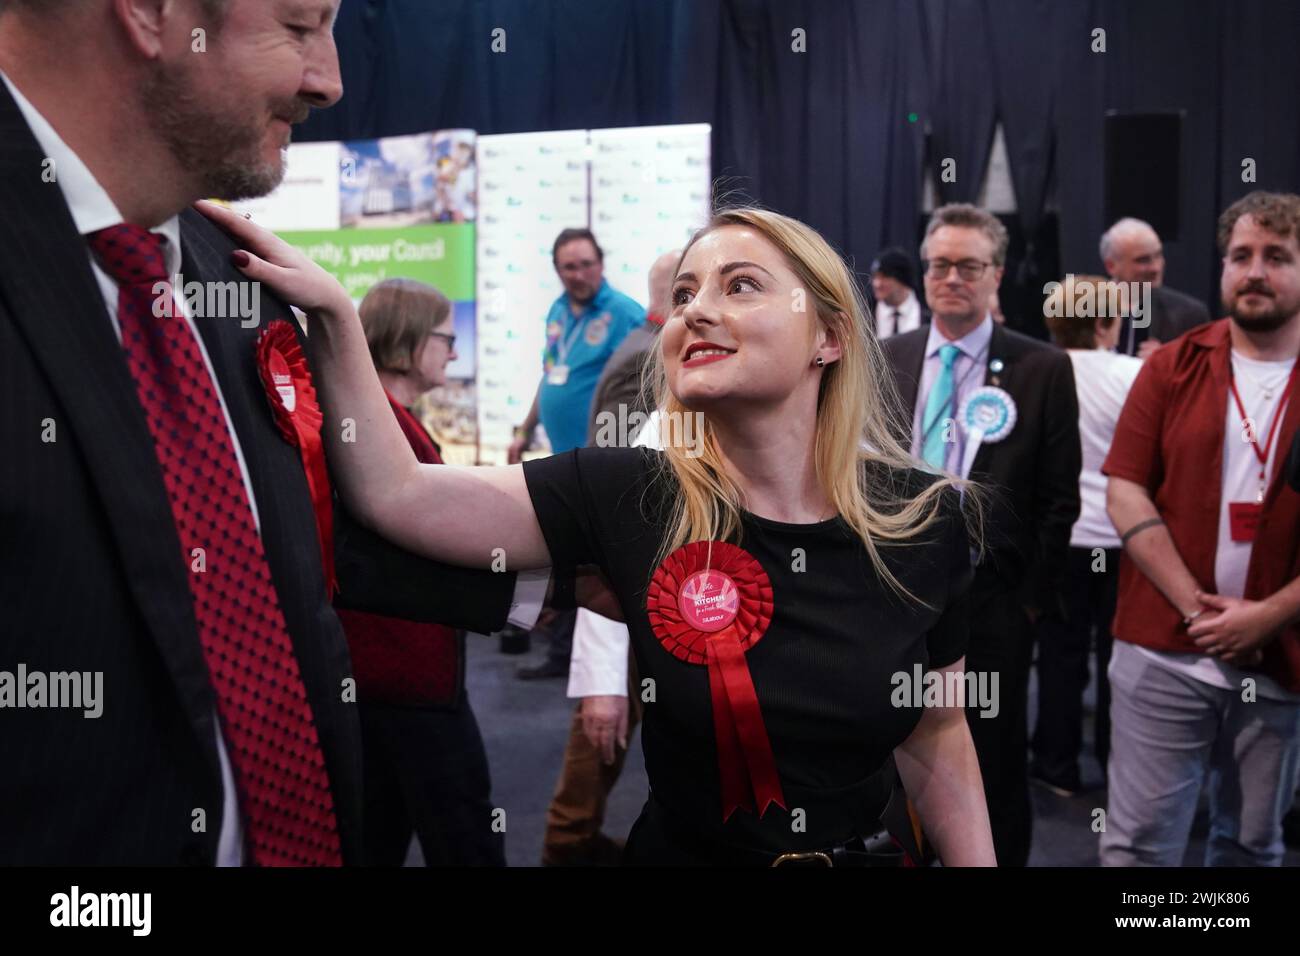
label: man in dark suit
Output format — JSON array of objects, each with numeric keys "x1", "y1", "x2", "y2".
[
  {"x1": 869, "y1": 246, "x2": 928, "y2": 340},
  {"x1": 1100, "y1": 217, "x2": 1212, "y2": 357},
  {"x1": 0, "y1": 0, "x2": 550, "y2": 865},
  {"x1": 881, "y1": 204, "x2": 1082, "y2": 866}
]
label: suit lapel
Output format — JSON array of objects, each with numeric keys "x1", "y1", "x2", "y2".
[
  {"x1": 0, "y1": 85, "x2": 220, "y2": 768},
  {"x1": 969, "y1": 323, "x2": 1009, "y2": 476},
  {"x1": 176, "y1": 214, "x2": 316, "y2": 584},
  {"x1": 893, "y1": 330, "x2": 927, "y2": 441}
]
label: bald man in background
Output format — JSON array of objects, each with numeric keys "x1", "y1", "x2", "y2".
[
  {"x1": 542, "y1": 249, "x2": 678, "y2": 866},
  {"x1": 1100, "y1": 217, "x2": 1212, "y2": 359}
]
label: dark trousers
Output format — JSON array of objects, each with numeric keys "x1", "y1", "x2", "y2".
[
  {"x1": 965, "y1": 588, "x2": 1036, "y2": 867},
  {"x1": 1032, "y1": 546, "x2": 1118, "y2": 781},
  {"x1": 359, "y1": 696, "x2": 505, "y2": 866}
]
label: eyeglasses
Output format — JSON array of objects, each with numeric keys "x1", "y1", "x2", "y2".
[
  {"x1": 923, "y1": 258, "x2": 993, "y2": 281},
  {"x1": 429, "y1": 331, "x2": 457, "y2": 350}
]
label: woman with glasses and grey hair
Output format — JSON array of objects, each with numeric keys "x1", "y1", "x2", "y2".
[{"x1": 335, "y1": 278, "x2": 504, "y2": 866}]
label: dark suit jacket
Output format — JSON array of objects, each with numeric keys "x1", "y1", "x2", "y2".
[
  {"x1": 0, "y1": 81, "x2": 516, "y2": 865},
  {"x1": 585, "y1": 321, "x2": 659, "y2": 441},
  {"x1": 881, "y1": 323, "x2": 1082, "y2": 616},
  {"x1": 1121, "y1": 284, "x2": 1213, "y2": 354}
]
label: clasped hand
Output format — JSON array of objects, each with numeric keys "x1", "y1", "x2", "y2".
[{"x1": 1187, "y1": 590, "x2": 1280, "y2": 667}]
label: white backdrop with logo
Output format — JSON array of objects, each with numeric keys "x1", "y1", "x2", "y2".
[{"x1": 476, "y1": 123, "x2": 711, "y2": 455}]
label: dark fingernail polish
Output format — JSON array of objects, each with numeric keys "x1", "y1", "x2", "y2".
[{"x1": 231, "y1": 250, "x2": 250, "y2": 268}]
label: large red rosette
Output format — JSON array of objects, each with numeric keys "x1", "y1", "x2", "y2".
[
  {"x1": 646, "y1": 540, "x2": 784, "y2": 821},
  {"x1": 256, "y1": 320, "x2": 336, "y2": 597}
]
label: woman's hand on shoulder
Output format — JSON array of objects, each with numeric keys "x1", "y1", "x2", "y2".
[{"x1": 194, "y1": 200, "x2": 355, "y2": 324}]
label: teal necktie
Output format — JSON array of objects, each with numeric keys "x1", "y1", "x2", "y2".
[{"x1": 921, "y1": 344, "x2": 961, "y2": 470}]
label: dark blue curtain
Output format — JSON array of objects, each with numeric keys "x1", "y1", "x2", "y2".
[{"x1": 299, "y1": 0, "x2": 1300, "y2": 320}]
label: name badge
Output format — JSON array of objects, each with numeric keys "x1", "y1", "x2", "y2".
[
  {"x1": 547, "y1": 364, "x2": 570, "y2": 386},
  {"x1": 1228, "y1": 501, "x2": 1262, "y2": 542}
]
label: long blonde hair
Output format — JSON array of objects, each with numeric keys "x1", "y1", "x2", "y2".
[{"x1": 644, "y1": 207, "x2": 979, "y2": 604}]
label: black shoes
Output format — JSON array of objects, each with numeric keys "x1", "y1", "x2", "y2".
[{"x1": 497, "y1": 625, "x2": 531, "y2": 655}]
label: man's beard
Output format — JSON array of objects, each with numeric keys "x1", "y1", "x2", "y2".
[
  {"x1": 141, "y1": 60, "x2": 308, "y2": 201},
  {"x1": 1228, "y1": 285, "x2": 1297, "y2": 334}
]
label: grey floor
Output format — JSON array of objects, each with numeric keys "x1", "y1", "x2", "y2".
[{"x1": 445, "y1": 633, "x2": 1299, "y2": 867}]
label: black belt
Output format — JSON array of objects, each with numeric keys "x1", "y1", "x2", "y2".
[
  {"x1": 642, "y1": 792, "x2": 908, "y2": 868},
  {"x1": 769, "y1": 837, "x2": 906, "y2": 868}
]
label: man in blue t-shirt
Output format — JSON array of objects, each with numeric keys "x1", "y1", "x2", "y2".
[
  {"x1": 509, "y1": 229, "x2": 645, "y2": 461},
  {"x1": 508, "y1": 228, "x2": 643, "y2": 681}
]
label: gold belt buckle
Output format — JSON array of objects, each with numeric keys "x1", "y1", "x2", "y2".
[{"x1": 771, "y1": 850, "x2": 833, "y2": 867}]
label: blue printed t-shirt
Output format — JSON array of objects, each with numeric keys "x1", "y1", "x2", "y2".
[{"x1": 538, "y1": 279, "x2": 645, "y2": 453}]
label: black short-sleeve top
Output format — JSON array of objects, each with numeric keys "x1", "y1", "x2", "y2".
[{"x1": 523, "y1": 446, "x2": 972, "y2": 852}]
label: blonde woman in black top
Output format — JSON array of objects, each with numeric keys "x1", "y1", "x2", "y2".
[{"x1": 202, "y1": 200, "x2": 996, "y2": 866}]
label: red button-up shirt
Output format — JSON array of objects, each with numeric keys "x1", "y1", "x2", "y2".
[{"x1": 1103, "y1": 319, "x2": 1300, "y2": 690}]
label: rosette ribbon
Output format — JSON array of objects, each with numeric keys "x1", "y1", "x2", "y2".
[
  {"x1": 256, "y1": 320, "x2": 336, "y2": 597},
  {"x1": 646, "y1": 540, "x2": 784, "y2": 821}
]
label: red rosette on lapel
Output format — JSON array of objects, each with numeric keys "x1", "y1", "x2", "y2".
[
  {"x1": 256, "y1": 320, "x2": 336, "y2": 597},
  {"x1": 646, "y1": 540, "x2": 784, "y2": 821}
]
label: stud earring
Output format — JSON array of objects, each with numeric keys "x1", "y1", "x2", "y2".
[{"x1": 815, "y1": 356, "x2": 826, "y2": 368}]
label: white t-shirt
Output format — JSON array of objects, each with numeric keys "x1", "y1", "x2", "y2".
[
  {"x1": 1137, "y1": 350, "x2": 1299, "y2": 701},
  {"x1": 1067, "y1": 349, "x2": 1143, "y2": 549}
]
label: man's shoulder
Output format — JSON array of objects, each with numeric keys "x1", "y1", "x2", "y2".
[
  {"x1": 544, "y1": 291, "x2": 568, "y2": 319},
  {"x1": 997, "y1": 325, "x2": 1071, "y2": 372},
  {"x1": 997, "y1": 324, "x2": 1058, "y2": 355},
  {"x1": 1145, "y1": 317, "x2": 1229, "y2": 376},
  {"x1": 881, "y1": 326, "x2": 927, "y2": 362},
  {"x1": 177, "y1": 208, "x2": 304, "y2": 351},
  {"x1": 599, "y1": 285, "x2": 646, "y2": 322},
  {"x1": 1154, "y1": 283, "x2": 1211, "y2": 315},
  {"x1": 178, "y1": 206, "x2": 239, "y2": 258},
  {"x1": 605, "y1": 323, "x2": 655, "y2": 363}
]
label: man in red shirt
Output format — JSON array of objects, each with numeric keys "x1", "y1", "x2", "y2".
[{"x1": 1102, "y1": 191, "x2": 1300, "y2": 866}]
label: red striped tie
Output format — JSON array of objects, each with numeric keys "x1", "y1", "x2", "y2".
[{"x1": 89, "y1": 223, "x2": 342, "y2": 866}]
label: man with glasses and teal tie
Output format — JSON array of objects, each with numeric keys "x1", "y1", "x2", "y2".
[{"x1": 882, "y1": 204, "x2": 1082, "y2": 866}]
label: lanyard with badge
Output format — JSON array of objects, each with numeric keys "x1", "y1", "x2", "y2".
[
  {"x1": 1227, "y1": 359, "x2": 1300, "y2": 542},
  {"x1": 547, "y1": 311, "x2": 589, "y2": 386}
]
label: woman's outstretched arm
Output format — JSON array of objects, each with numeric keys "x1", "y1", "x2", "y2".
[{"x1": 196, "y1": 201, "x2": 551, "y2": 571}]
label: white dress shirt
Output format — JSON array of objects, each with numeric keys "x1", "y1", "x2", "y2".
[
  {"x1": 4, "y1": 71, "x2": 547, "y2": 864},
  {"x1": 875, "y1": 290, "x2": 923, "y2": 339},
  {"x1": 910, "y1": 314, "x2": 995, "y2": 476}
]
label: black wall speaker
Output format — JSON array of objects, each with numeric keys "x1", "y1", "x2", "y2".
[{"x1": 1104, "y1": 111, "x2": 1183, "y2": 241}]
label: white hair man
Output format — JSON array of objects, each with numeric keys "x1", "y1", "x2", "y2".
[{"x1": 1099, "y1": 217, "x2": 1211, "y2": 358}]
